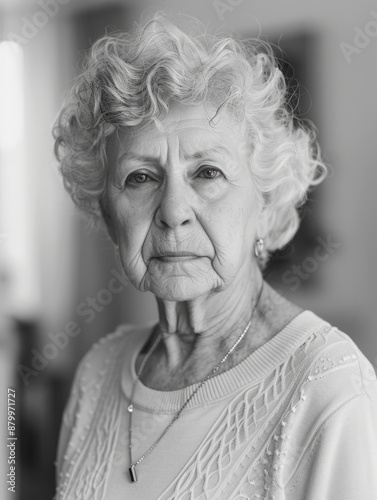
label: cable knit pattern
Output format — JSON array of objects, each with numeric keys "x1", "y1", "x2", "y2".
[
  {"x1": 55, "y1": 331, "x2": 126, "y2": 499},
  {"x1": 55, "y1": 312, "x2": 377, "y2": 500}
]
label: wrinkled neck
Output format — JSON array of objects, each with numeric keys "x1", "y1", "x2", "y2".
[{"x1": 153, "y1": 260, "x2": 264, "y2": 371}]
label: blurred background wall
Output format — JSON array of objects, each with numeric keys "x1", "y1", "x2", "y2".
[{"x1": 0, "y1": 0, "x2": 376, "y2": 498}]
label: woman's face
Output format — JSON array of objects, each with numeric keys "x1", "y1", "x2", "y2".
[{"x1": 106, "y1": 103, "x2": 262, "y2": 301}]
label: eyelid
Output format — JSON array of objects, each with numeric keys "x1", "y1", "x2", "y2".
[
  {"x1": 196, "y1": 165, "x2": 225, "y2": 178},
  {"x1": 125, "y1": 168, "x2": 158, "y2": 182}
]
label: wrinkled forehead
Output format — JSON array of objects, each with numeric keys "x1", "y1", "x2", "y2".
[{"x1": 111, "y1": 102, "x2": 250, "y2": 159}]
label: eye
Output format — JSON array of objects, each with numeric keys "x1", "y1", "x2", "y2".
[
  {"x1": 126, "y1": 172, "x2": 153, "y2": 185},
  {"x1": 197, "y1": 167, "x2": 222, "y2": 179}
]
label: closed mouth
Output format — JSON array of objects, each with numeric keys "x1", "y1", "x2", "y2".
[{"x1": 155, "y1": 254, "x2": 199, "y2": 262}]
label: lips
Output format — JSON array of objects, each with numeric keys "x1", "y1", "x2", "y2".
[{"x1": 153, "y1": 251, "x2": 200, "y2": 262}]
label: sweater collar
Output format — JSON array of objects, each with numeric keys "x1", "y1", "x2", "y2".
[{"x1": 120, "y1": 310, "x2": 329, "y2": 413}]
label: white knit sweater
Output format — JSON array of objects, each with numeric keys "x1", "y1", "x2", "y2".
[{"x1": 55, "y1": 311, "x2": 377, "y2": 499}]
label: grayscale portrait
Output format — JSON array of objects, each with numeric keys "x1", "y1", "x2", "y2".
[{"x1": 1, "y1": 2, "x2": 376, "y2": 500}]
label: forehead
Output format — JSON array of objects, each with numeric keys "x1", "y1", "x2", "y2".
[{"x1": 116, "y1": 103, "x2": 248, "y2": 155}]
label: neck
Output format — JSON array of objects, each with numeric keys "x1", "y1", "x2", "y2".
[{"x1": 153, "y1": 260, "x2": 264, "y2": 372}]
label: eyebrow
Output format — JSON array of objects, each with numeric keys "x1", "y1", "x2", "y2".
[
  {"x1": 118, "y1": 152, "x2": 161, "y2": 165},
  {"x1": 118, "y1": 146, "x2": 233, "y2": 165},
  {"x1": 183, "y1": 146, "x2": 233, "y2": 161}
]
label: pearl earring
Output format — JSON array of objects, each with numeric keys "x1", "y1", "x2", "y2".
[{"x1": 254, "y1": 238, "x2": 264, "y2": 258}]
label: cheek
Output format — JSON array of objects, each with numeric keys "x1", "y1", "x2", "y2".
[
  {"x1": 110, "y1": 197, "x2": 152, "y2": 249},
  {"x1": 202, "y1": 191, "x2": 257, "y2": 271},
  {"x1": 209, "y1": 191, "x2": 256, "y2": 240}
]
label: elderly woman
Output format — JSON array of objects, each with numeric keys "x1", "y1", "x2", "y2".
[{"x1": 53, "y1": 13, "x2": 377, "y2": 500}]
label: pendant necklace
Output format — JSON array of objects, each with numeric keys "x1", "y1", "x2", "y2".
[{"x1": 127, "y1": 281, "x2": 264, "y2": 482}]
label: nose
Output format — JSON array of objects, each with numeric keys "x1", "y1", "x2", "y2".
[{"x1": 155, "y1": 177, "x2": 195, "y2": 229}]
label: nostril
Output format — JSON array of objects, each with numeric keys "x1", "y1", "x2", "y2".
[
  {"x1": 155, "y1": 202, "x2": 193, "y2": 229},
  {"x1": 160, "y1": 218, "x2": 190, "y2": 228}
]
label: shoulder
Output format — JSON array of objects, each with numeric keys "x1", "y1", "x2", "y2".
[
  {"x1": 279, "y1": 318, "x2": 377, "y2": 497},
  {"x1": 74, "y1": 321, "x2": 155, "y2": 384},
  {"x1": 60, "y1": 322, "x2": 154, "y2": 429},
  {"x1": 290, "y1": 313, "x2": 377, "y2": 416},
  {"x1": 56, "y1": 322, "x2": 154, "y2": 486},
  {"x1": 274, "y1": 316, "x2": 377, "y2": 487},
  {"x1": 65, "y1": 322, "x2": 154, "y2": 405}
]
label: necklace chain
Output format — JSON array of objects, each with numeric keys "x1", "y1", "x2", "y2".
[{"x1": 127, "y1": 282, "x2": 264, "y2": 482}]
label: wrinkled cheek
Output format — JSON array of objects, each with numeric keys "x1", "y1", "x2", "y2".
[
  {"x1": 118, "y1": 248, "x2": 146, "y2": 291},
  {"x1": 207, "y1": 232, "x2": 240, "y2": 279},
  {"x1": 229, "y1": 199, "x2": 257, "y2": 254},
  {"x1": 114, "y1": 219, "x2": 150, "y2": 280},
  {"x1": 209, "y1": 215, "x2": 253, "y2": 280},
  {"x1": 112, "y1": 200, "x2": 146, "y2": 246}
]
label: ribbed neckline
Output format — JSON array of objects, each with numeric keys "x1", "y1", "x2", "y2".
[{"x1": 120, "y1": 310, "x2": 330, "y2": 414}]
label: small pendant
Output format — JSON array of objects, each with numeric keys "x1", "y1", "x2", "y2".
[
  {"x1": 129, "y1": 464, "x2": 137, "y2": 482},
  {"x1": 128, "y1": 404, "x2": 133, "y2": 412}
]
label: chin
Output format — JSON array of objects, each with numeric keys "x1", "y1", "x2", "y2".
[
  {"x1": 147, "y1": 276, "x2": 214, "y2": 302},
  {"x1": 141, "y1": 257, "x2": 221, "y2": 300}
]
